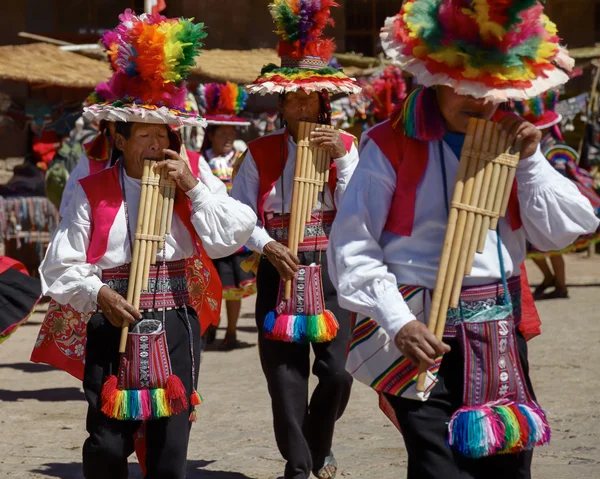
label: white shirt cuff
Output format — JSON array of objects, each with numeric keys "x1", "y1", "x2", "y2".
[
  {"x1": 333, "y1": 152, "x2": 353, "y2": 176},
  {"x1": 247, "y1": 226, "x2": 276, "y2": 254},
  {"x1": 371, "y1": 287, "x2": 417, "y2": 341},
  {"x1": 516, "y1": 146, "x2": 545, "y2": 184},
  {"x1": 87, "y1": 276, "x2": 106, "y2": 305},
  {"x1": 186, "y1": 181, "x2": 212, "y2": 209}
]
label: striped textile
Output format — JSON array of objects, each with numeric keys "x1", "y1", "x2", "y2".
[
  {"x1": 119, "y1": 327, "x2": 172, "y2": 390},
  {"x1": 265, "y1": 211, "x2": 335, "y2": 252},
  {"x1": 102, "y1": 260, "x2": 190, "y2": 311},
  {"x1": 346, "y1": 277, "x2": 521, "y2": 401}
]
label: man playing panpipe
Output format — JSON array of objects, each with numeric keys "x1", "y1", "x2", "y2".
[
  {"x1": 329, "y1": 2, "x2": 600, "y2": 479},
  {"x1": 37, "y1": 12, "x2": 256, "y2": 479},
  {"x1": 231, "y1": 2, "x2": 361, "y2": 478}
]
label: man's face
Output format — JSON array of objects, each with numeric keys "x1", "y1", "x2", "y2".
[
  {"x1": 209, "y1": 125, "x2": 237, "y2": 156},
  {"x1": 280, "y1": 91, "x2": 321, "y2": 129},
  {"x1": 115, "y1": 123, "x2": 170, "y2": 177},
  {"x1": 437, "y1": 85, "x2": 498, "y2": 134}
]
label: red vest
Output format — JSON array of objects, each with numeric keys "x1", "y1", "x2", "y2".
[
  {"x1": 365, "y1": 115, "x2": 522, "y2": 237},
  {"x1": 248, "y1": 129, "x2": 355, "y2": 224},
  {"x1": 79, "y1": 164, "x2": 222, "y2": 332}
]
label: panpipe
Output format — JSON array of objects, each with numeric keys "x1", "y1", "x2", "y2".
[
  {"x1": 285, "y1": 121, "x2": 334, "y2": 299},
  {"x1": 118, "y1": 155, "x2": 178, "y2": 353},
  {"x1": 416, "y1": 118, "x2": 520, "y2": 391}
]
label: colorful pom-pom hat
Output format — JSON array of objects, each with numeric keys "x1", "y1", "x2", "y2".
[
  {"x1": 512, "y1": 90, "x2": 562, "y2": 129},
  {"x1": 381, "y1": 0, "x2": 574, "y2": 103},
  {"x1": 83, "y1": 9, "x2": 207, "y2": 127},
  {"x1": 198, "y1": 82, "x2": 251, "y2": 126},
  {"x1": 246, "y1": 0, "x2": 362, "y2": 96}
]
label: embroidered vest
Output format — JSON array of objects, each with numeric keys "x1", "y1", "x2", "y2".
[
  {"x1": 79, "y1": 164, "x2": 222, "y2": 332},
  {"x1": 366, "y1": 113, "x2": 522, "y2": 237},
  {"x1": 248, "y1": 129, "x2": 355, "y2": 225}
]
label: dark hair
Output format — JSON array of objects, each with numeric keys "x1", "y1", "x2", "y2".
[{"x1": 114, "y1": 121, "x2": 134, "y2": 139}]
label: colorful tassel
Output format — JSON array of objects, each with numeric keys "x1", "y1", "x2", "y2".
[
  {"x1": 264, "y1": 311, "x2": 339, "y2": 343},
  {"x1": 190, "y1": 389, "x2": 203, "y2": 406},
  {"x1": 392, "y1": 87, "x2": 444, "y2": 142},
  {"x1": 100, "y1": 375, "x2": 119, "y2": 417},
  {"x1": 165, "y1": 374, "x2": 188, "y2": 415},
  {"x1": 448, "y1": 401, "x2": 551, "y2": 459}
]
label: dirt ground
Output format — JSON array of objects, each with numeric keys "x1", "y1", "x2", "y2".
[{"x1": 1, "y1": 255, "x2": 599, "y2": 478}]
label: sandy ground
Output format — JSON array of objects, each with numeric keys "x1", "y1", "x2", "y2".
[{"x1": 1, "y1": 255, "x2": 599, "y2": 478}]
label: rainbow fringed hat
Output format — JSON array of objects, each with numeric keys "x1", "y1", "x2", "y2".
[
  {"x1": 198, "y1": 82, "x2": 251, "y2": 126},
  {"x1": 83, "y1": 9, "x2": 207, "y2": 127},
  {"x1": 381, "y1": 0, "x2": 574, "y2": 103},
  {"x1": 512, "y1": 90, "x2": 562, "y2": 129},
  {"x1": 246, "y1": 0, "x2": 361, "y2": 96}
]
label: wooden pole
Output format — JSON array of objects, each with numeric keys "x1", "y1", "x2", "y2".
[
  {"x1": 477, "y1": 127, "x2": 506, "y2": 252},
  {"x1": 464, "y1": 122, "x2": 498, "y2": 274},
  {"x1": 119, "y1": 159, "x2": 151, "y2": 353},
  {"x1": 285, "y1": 122, "x2": 308, "y2": 299},
  {"x1": 415, "y1": 118, "x2": 478, "y2": 391},
  {"x1": 440, "y1": 119, "x2": 485, "y2": 317},
  {"x1": 142, "y1": 163, "x2": 161, "y2": 290}
]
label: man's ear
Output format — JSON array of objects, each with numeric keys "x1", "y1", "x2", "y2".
[{"x1": 114, "y1": 133, "x2": 126, "y2": 152}]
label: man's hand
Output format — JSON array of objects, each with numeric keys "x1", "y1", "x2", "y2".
[
  {"x1": 394, "y1": 320, "x2": 451, "y2": 366},
  {"x1": 155, "y1": 149, "x2": 199, "y2": 192},
  {"x1": 310, "y1": 128, "x2": 347, "y2": 159},
  {"x1": 498, "y1": 116, "x2": 542, "y2": 160},
  {"x1": 263, "y1": 241, "x2": 300, "y2": 281},
  {"x1": 97, "y1": 286, "x2": 142, "y2": 328}
]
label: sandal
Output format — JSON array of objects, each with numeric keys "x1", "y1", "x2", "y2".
[
  {"x1": 313, "y1": 454, "x2": 337, "y2": 479},
  {"x1": 542, "y1": 287, "x2": 569, "y2": 300},
  {"x1": 218, "y1": 334, "x2": 241, "y2": 351},
  {"x1": 533, "y1": 277, "x2": 556, "y2": 300}
]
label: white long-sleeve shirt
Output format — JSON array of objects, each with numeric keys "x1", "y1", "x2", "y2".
[
  {"x1": 328, "y1": 134, "x2": 600, "y2": 342},
  {"x1": 231, "y1": 128, "x2": 360, "y2": 253},
  {"x1": 41, "y1": 167, "x2": 257, "y2": 313},
  {"x1": 60, "y1": 152, "x2": 227, "y2": 216}
]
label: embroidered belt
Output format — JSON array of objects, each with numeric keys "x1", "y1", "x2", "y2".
[
  {"x1": 101, "y1": 259, "x2": 190, "y2": 311},
  {"x1": 265, "y1": 211, "x2": 335, "y2": 252}
]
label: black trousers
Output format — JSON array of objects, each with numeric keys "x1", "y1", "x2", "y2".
[
  {"x1": 256, "y1": 251, "x2": 353, "y2": 479},
  {"x1": 82, "y1": 307, "x2": 201, "y2": 479},
  {"x1": 386, "y1": 331, "x2": 534, "y2": 479}
]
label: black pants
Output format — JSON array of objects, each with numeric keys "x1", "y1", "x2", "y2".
[
  {"x1": 386, "y1": 331, "x2": 534, "y2": 479},
  {"x1": 255, "y1": 251, "x2": 353, "y2": 479},
  {"x1": 82, "y1": 307, "x2": 201, "y2": 479}
]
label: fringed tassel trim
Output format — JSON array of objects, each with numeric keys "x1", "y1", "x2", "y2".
[
  {"x1": 448, "y1": 401, "x2": 551, "y2": 458},
  {"x1": 264, "y1": 310, "x2": 339, "y2": 343},
  {"x1": 391, "y1": 86, "x2": 444, "y2": 142},
  {"x1": 189, "y1": 389, "x2": 203, "y2": 422},
  {"x1": 100, "y1": 374, "x2": 189, "y2": 421}
]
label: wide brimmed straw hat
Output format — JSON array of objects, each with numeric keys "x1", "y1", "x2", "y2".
[
  {"x1": 83, "y1": 9, "x2": 207, "y2": 127},
  {"x1": 246, "y1": 1, "x2": 361, "y2": 96},
  {"x1": 381, "y1": 0, "x2": 574, "y2": 103}
]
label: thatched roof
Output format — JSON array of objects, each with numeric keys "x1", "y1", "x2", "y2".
[
  {"x1": 192, "y1": 48, "x2": 279, "y2": 84},
  {"x1": 0, "y1": 43, "x2": 110, "y2": 89}
]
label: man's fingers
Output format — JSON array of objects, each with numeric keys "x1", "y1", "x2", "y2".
[
  {"x1": 162, "y1": 149, "x2": 182, "y2": 160},
  {"x1": 424, "y1": 331, "x2": 451, "y2": 356},
  {"x1": 413, "y1": 348, "x2": 435, "y2": 367},
  {"x1": 418, "y1": 338, "x2": 437, "y2": 359},
  {"x1": 123, "y1": 302, "x2": 142, "y2": 320},
  {"x1": 106, "y1": 314, "x2": 123, "y2": 328}
]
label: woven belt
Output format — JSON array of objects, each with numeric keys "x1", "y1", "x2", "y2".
[
  {"x1": 101, "y1": 259, "x2": 190, "y2": 312},
  {"x1": 265, "y1": 211, "x2": 335, "y2": 252}
]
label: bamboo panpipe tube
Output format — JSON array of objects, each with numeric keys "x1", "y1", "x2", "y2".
[
  {"x1": 132, "y1": 161, "x2": 156, "y2": 312},
  {"x1": 490, "y1": 142, "x2": 512, "y2": 231},
  {"x1": 464, "y1": 123, "x2": 500, "y2": 274},
  {"x1": 499, "y1": 154, "x2": 518, "y2": 217},
  {"x1": 437, "y1": 119, "x2": 485, "y2": 321},
  {"x1": 151, "y1": 168, "x2": 166, "y2": 263},
  {"x1": 296, "y1": 125, "x2": 313, "y2": 245},
  {"x1": 285, "y1": 122, "x2": 308, "y2": 299},
  {"x1": 142, "y1": 163, "x2": 161, "y2": 290},
  {"x1": 120, "y1": 160, "x2": 152, "y2": 353},
  {"x1": 415, "y1": 119, "x2": 479, "y2": 391},
  {"x1": 304, "y1": 123, "x2": 318, "y2": 224},
  {"x1": 476, "y1": 129, "x2": 507, "y2": 252},
  {"x1": 158, "y1": 170, "x2": 172, "y2": 251}
]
